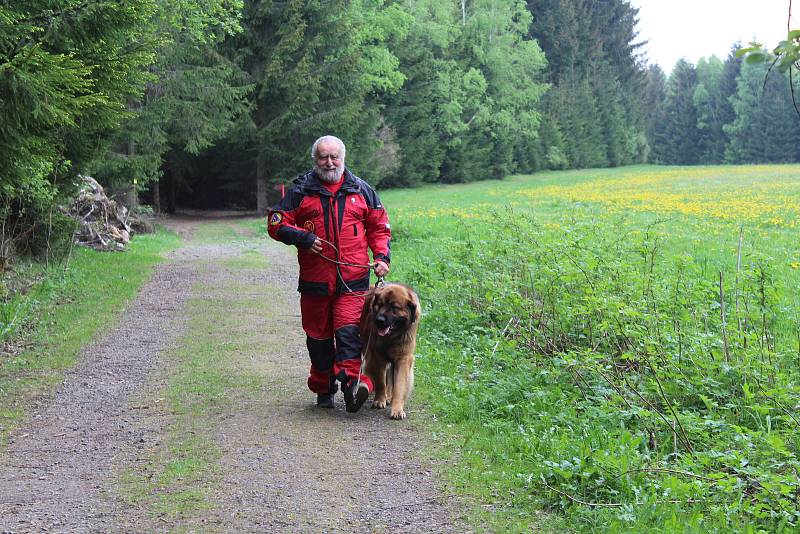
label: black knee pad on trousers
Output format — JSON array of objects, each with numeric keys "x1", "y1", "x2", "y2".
[
  {"x1": 307, "y1": 336, "x2": 335, "y2": 371},
  {"x1": 334, "y1": 325, "x2": 362, "y2": 362}
]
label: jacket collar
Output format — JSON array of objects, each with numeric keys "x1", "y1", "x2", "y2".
[{"x1": 297, "y1": 168, "x2": 359, "y2": 196}]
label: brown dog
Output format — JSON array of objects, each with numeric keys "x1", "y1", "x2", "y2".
[{"x1": 359, "y1": 283, "x2": 420, "y2": 420}]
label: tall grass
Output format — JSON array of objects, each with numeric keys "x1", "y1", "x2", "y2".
[{"x1": 382, "y1": 165, "x2": 800, "y2": 532}]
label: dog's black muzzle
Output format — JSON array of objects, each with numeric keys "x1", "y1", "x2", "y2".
[{"x1": 376, "y1": 313, "x2": 407, "y2": 332}]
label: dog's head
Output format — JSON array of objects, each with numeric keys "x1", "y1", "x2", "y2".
[{"x1": 370, "y1": 284, "x2": 420, "y2": 338}]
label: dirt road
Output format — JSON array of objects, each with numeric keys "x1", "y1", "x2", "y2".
[{"x1": 0, "y1": 215, "x2": 467, "y2": 533}]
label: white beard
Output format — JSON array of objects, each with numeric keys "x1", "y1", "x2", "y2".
[{"x1": 314, "y1": 163, "x2": 344, "y2": 184}]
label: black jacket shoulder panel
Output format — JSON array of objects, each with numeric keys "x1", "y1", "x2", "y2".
[
  {"x1": 271, "y1": 183, "x2": 306, "y2": 212},
  {"x1": 295, "y1": 171, "x2": 321, "y2": 193},
  {"x1": 342, "y1": 170, "x2": 382, "y2": 209}
]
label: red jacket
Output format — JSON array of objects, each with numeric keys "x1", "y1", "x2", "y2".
[{"x1": 268, "y1": 169, "x2": 391, "y2": 295}]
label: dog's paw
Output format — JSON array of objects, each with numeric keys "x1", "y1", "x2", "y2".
[
  {"x1": 389, "y1": 408, "x2": 406, "y2": 420},
  {"x1": 372, "y1": 399, "x2": 387, "y2": 409}
]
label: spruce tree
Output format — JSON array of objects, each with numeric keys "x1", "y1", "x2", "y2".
[
  {"x1": 0, "y1": 0, "x2": 157, "y2": 257},
  {"x1": 526, "y1": 0, "x2": 645, "y2": 169},
  {"x1": 653, "y1": 59, "x2": 701, "y2": 164}
]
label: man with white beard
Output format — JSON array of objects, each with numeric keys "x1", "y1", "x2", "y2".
[{"x1": 267, "y1": 135, "x2": 391, "y2": 412}]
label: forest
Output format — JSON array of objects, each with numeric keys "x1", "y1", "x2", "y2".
[{"x1": 1, "y1": 0, "x2": 797, "y2": 262}]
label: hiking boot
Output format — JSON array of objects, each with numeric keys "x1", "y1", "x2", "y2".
[
  {"x1": 344, "y1": 381, "x2": 369, "y2": 413},
  {"x1": 316, "y1": 393, "x2": 335, "y2": 408}
]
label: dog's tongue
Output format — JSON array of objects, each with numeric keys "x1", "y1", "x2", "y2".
[{"x1": 378, "y1": 325, "x2": 392, "y2": 337}]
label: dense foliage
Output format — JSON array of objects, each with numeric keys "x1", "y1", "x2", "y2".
[
  {"x1": 384, "y1": 0, "x2": 547, "y2": 186},
  {"x1": 89, "y1": 0, "x2": 251, "y2": 211},
  {"x1": 0, "y1": 0, "x2": 157, "y2": 262},
  {"x1": 0, "y1": 0, "x2": 247, "y2": 260}
]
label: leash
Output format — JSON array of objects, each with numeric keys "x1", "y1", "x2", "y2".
[
  {"x1": 316, "y1": 237, "x2": 374, "y2": 269},
  {"x1": 314, "y1": 237, "x2": 386, "y2": 397},
  {"x1": 354, "y1": 325, "x2": 371, "y2": 399},
  {"x1": 315, "y1": 236, "x2": 386, "y2": 294},
  {"x1": 353, "y1": 274, "x2": 388, "y2": 401}
]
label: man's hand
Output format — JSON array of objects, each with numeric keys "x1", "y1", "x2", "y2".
[
  {"x1": 374, "y1": 260, "x2": 389, "y2": 277},
  {"x1": 309, "y1": 237, "x2": 323, "y2": 254}
]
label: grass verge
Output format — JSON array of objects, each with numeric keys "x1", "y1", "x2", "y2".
[{"x1": 0, "y1": 229, "x2": 182, "y2": 447}]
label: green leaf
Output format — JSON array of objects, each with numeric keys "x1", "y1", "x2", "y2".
[
  {"x1": 736, "y1": 46, "x2": 761, "y2": 58},
  {"x1": 743, "y1": 51, "x2": 767, "y2": 64}
]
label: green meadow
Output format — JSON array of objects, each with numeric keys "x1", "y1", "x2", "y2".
[{"x1": 382, "y1": 164, "x2": 800, "y2": 532}]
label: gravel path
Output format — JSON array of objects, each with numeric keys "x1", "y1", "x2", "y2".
[{"x1": 0, "y1": 216, "x2": 468, "y2": 533}]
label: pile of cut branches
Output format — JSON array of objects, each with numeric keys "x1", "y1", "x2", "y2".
[{"x1": 63, "y1": 176, "x2": 132, "y2": 251}]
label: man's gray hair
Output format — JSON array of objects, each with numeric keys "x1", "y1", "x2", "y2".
[{"x1": 311, "y1": 135, "x2": 346, "y2": 160}]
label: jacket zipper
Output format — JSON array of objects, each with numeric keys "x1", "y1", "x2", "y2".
[{"x1": 329, "y1": 195, "x2": 339, "y2": 259}]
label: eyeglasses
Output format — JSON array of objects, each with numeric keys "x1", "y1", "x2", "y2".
[{"x1": 316, "y1": 154, "x2": 341, "y2": 162}]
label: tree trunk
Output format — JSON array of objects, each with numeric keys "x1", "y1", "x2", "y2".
[
  {"x1": 152, "y1": 179, "x2": 161, "y2": 214},
  {"x1": 167, "y1": 180, "x2": 177, "y2": 214},
  {"x1": 166, "y1": 167, "x2": 177, "y2": 214},
  {"x1": 124, "y1": 141, "x2": 139, "y2": 209},
  {"x1": 256, "y1": 153, "x2": 269, "y2": 215},
  {"x1": 122, "y1": 183, "x2": 138, "y2": 210}
]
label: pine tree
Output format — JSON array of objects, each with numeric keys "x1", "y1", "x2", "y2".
[
  {"x1": 382, "y1": 0, "x2": 547, "y2": 185},
  {"x1": 694, "y1": 55, "x2": 726, "y2": 163},
  {"x1": 526, "y1": 0, "x2": 645, "y2": 169},
  {"x1": 715, "y1": 46, "x2": 742, "y2": 158},
  {"x1": 653, "y1": 59, "x2": 701, "y2": 164},
  {"x1": 641, "y1": 64, "x2": 666, "y2": 161},
  {"x1": 383, "y1": 0, "x2": 469, "y2": 186},
  {"x1": 594, "y1": 67, "x2": 630, "y2": 166},
  {"x1": 445, "y1": 0, "x2": 547, "y2": 181},
  {"x1": 725, "y1": 61, "x2": 800, "y2": 163}
]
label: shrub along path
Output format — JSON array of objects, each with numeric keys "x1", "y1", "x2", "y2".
[{"x1": 0, "y1": 216, "x2": 466, "y2": 532}]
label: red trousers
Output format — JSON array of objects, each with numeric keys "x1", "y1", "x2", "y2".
[{"x1": 300, "y1": 293, "x2": 373, "y2": 395}]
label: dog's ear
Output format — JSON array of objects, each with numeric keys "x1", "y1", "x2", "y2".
[
  {"x1": 407, "y1": 301, "x2": 418, "y2": 323},
  {"x1": 363, "y1": 289, "x2": 375, "y2": 314}
]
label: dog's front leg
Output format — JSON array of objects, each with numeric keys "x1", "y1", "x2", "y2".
[
  {"x1": 389, "y1": 358, "x2": 414, "y2": 420},
  {"x1": 366, "y1": 359, "x2": 388, "y2": 409}
]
